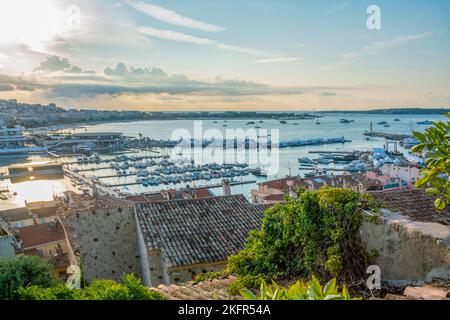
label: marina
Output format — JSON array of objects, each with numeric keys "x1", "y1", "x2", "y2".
[{"x1": 0, "y1": 112, "x2": 445, "y2": 206}]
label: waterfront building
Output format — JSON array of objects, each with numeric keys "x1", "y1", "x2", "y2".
[{"x1": 0, "y1": 125, "x2": 27, "y2": 149}]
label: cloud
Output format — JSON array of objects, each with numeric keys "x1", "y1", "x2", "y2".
[
  {"x1": 255, "y1": 57, "x2": 302, "y2": 64},
  {"x1": 319, "y1": 32, "x2": 434, "y2": 72},
  {"x1": 364, "y1": 32, "x2": 434, "y2": 52},
  {"x1": 138, "y1": 26, "x2": 272, "y2": 57},
  {"x1": 34, "y1": 55, "x2": 96, "y2": 75},
  {"x1": 0, "y1": 83, "x2": 15, "y2": 91},
  {"x1": 34, "y1": 56, "x2": 71, "y2": 72},
  {"x1": 327, "y1": 2, "x2": 351, "y2": 15},
  {"x1": 128, "y1": 1, "x2": 224, "y2": 32}
]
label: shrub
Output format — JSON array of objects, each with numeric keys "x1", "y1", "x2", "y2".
[
  {"x1": 227, "y1": 275, "x2": 265, "y2": 296},
  {"x1": 0, "y1": 256, "x2": 56, "y2": 300},
  {"x1": 227, "y1": 188, "x2": 375, "y2": 283},
  {"x1": 17, "y1": 273, "x2": 165, "y2": 300}
]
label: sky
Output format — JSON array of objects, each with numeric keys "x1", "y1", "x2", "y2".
[{"x1": 0, "y1": 0, "x2": 449, "y2": 111}]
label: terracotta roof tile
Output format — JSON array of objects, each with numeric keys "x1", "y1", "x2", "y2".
[
  {"x1": 135, "y1": 195, "x2": 264, "y2": 268},
  {"x1": 373, "y1": 190, "x2": 450, "y2": 226},
  {"x1": 17, "y1": 222, "x2": 66, "y2": 249}
]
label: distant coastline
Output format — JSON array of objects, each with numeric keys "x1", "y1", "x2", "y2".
[{"x1": 319, "y1": 108, "x2": 450, "y2": 115}]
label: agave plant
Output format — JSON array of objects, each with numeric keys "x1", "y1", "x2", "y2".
[{"x1": 239, "y1": 276, "x2": 359, "y2": 300}]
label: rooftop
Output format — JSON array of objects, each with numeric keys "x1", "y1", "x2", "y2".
[
  {"x1": 0, "y1": 207, "x2": 31, "y2": 223},
  {"x1": 17, "y1": 222, "x2": 66, "y2": 249},
  {"x1": 373, "y1": 190, "x2": 450, "y2": 226},
  {"x1": 126, "y1": 188, "x2": 214, "y2": 203},
  {"x1": 135, "y1": 195, "x2": 266, "y2": 268}
]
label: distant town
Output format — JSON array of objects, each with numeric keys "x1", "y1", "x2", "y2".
[{"x1": 1, "y1": 99, "x2": 449, "y2": 129}]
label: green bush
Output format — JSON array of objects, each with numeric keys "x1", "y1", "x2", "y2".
[
  {"x1": 0, "y1": 256, "x2": 56, "y2": 300},
  {"x1": 227, "y1": 188, "x2": 374, "y2": 282},
  {"x1": 227, "y1": 275, "x2": 265, "y2": 296},
  {"x1": 17, "y1": 273, "x2": 165, "y2": 300},
  {"x1": 240, "y1": 276, "x2": 360, "y2": 300}
]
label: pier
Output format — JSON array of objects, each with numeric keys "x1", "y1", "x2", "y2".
[{"x1": 363, "y1": 132, "x2": 412, "y2": 140}]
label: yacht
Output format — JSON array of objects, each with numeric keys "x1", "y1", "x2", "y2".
[
  {"x1": 298, "y1": 157, "x2": 315, "y2": 165},
  {"x1": 280, "y1": 120, "x2": 288, "y2": 124},
  {"x1": 393, "y1": 118, "x2": 401, "y2": 122},
  {"x1": 377, "y1": 121, "x2": 388, "y2": 125},
  {"x1": 340, "y1": 119, "x2": 353, "y2": 124},
  {"x1": 344, "y1": 160, "x2": 368, "y2": 172},
  {"x1": 417, "y1": 120, "x2": 433, "y2": 125}
]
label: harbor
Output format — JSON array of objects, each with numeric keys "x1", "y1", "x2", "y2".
[{"x1": 0, "y1": 112, "x2": 444, "y2": 206}]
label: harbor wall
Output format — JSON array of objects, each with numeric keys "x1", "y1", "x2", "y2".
[{"x1": 360, "y1": 209, "x2": 450, "y2": 286}]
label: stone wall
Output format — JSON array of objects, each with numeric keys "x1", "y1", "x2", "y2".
[
  {"x1": 74, "y1": 205, "x2": 141, "y2": 283},
  {"x1": 360, "y1": 209, "x2": 450, "y2": 286}
]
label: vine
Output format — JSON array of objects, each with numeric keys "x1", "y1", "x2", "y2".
[{"x1": 227, "y1": 187, "x2": 376, "y2": 284}]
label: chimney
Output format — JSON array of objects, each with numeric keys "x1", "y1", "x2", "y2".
[{"x1": 222, "y1": 179, "x2": 231, "y2": 196}]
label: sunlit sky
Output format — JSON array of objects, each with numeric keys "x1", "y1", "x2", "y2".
[{"x1": 0, "y1": 0, "x2": 449, "y2": 111}]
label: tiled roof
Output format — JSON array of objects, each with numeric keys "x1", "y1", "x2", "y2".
[
  {"x1": 153, "y1": 277, "x2": 241, "y2": 300},
  {"x1": 126, "y1": 188, "x2": 214, "y2": 203},
  {"x1": 0, "y1": 207, "x2": 32, "y2": 223},
  {"x1": 373, "y1": 190, "x2": 450, "y2": 226},
  {"x1": 258, "y1": 176, "x2": 306, "y2": 191},
  {"x1": 135, "y1": 195, "x2": 265, "y2": 268},
  {"x1": 17, "y1": 222, "x2": 66, "y2": 249}
]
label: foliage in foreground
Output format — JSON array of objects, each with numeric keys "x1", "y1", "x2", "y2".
[
  {"x1": 240, "y1": 276, "x2": 360, "y2": 300},
  {"x1": 0, "y1": 256, "x2": 56, "y2": 300},
  {"x1": 412, "y1": 113, "x2": 450, "y2": 210},
  {"x1": 227, "y1": 188, "x2": 375, "y2": 284},
  {"x1": 18, "y1": 273, "x2": 165, "y2": 300}
]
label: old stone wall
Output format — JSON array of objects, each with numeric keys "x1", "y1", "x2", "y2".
[
  {"x1": 361, "y1": 209, "x2": 450, "y2": 286},
  {"x1": 74, "y1": 206, "x2": 142, "y2": 283}
]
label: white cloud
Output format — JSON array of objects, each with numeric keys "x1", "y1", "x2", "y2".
[
  {"x1": 0, "y1": 52, "x2": 9, "y2": 60},
  {"x1": 129, "y1": 1, "x2": 224, "y2": 32},
  {"x1": 255, "y1": 57, "x2": 302, "y2": 64},
  {"x1": 364, "y1": 32, "x2": 434, "y2": 51},
  {"x1": 138, "y1": 26, "x2": 271, "y2": 57},
  {"x1": 327, "y1": 2, "x2": 351, "y2": 15}
]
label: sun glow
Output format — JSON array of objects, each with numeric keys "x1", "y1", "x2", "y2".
[{"x1": 0, "y1": 0, "x2": 73, "y2": 51}]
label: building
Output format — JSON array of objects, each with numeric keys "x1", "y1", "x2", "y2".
[
  {"x1": 0, "y1": 207, "x2": 34, "y2": 228},
  {"x1": 25, "y1": 200, "x2": 59, "y2": 224},
  {"x1": 0, "y1": 125, "x2": 26, "y2": 149},
  {"x1": 15, "y1": 221, "x2": 68, "y2": 259},
  {"x1": 135, "y1": 195, "x2": 265, "y2": 286},
  {"x1": 126, "y1": 187, "x2": 215, "y2": 203},
  {"x1": 0, "y1": 218, "x2": 17, "y2": 257},
  {"x1": 62, "y1": 193, "x2": 267, "y2": 285},
  {"x1": 251, "y1": 171, "x2": 418, "y2": 204},
  {"x1": 380, "y1": 164, "x2": 421, "y2": 189}
]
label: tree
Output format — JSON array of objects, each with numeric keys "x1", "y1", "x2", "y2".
[
  {"x1": 0, "y1": 256, "x2": 56, "y2": 300},
  {"x1": 412, "y1": 113, "x2": 450, "y2": 210}
]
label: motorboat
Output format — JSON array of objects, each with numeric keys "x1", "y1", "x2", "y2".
[{"x1": 417, "y1": 120, "x2": 433, "y2": 125}]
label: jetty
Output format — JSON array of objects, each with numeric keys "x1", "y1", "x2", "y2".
[{"x1": 363, "y1": 132, "x2": 412, "y2": 141}]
